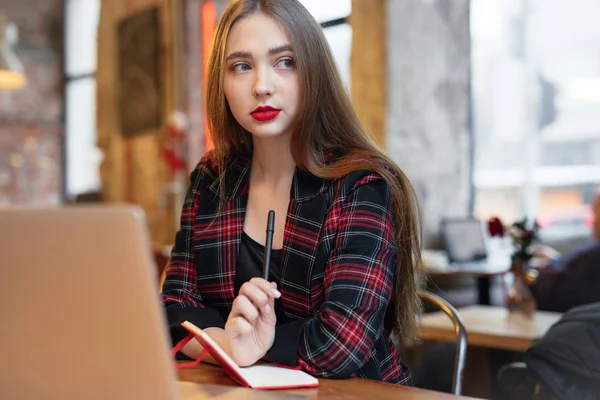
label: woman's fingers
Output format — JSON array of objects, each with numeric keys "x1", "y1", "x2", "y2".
[
  {"x1": 231, "y1": 295, "x2": 259, "y2": 322},
  {"x1": 227, "y1": 316, "x2": 253, "y2": 337},
  {"x1": 239, "y1": 279, "x2": 281, "y2": 311},
  {"x1": 260, "y1": 296, "x2": 277, "y2": 325},
  {"x1": 248, "y1": 277, "x2": 282, "y2": 298},
  {"x1": 239, "y1": 282, "x2": 269, "y2": 309},
  {"x1": 228, "y1": 279, "x2": 281, "y2": 340}
]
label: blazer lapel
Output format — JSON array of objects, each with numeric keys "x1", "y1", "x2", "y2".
[
  {"x1": 194, "y1": 157, "x2": 250, "y2": 308},
  {"x1": 280, "y1": 169, "x2": 330, "y2": 318}
]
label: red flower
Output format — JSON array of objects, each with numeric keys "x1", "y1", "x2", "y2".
[{"x1": 488, "y1": 217, "x2": 505, "y2": 237}]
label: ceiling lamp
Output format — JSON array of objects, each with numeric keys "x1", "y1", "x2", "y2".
[{"x1": 0, "y1": 13, "x2": 27, "y2": 90}]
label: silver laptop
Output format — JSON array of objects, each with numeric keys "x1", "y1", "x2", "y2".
[
  {"x1": 439, "y1": 217, "x2": 513, "y2": 274},
  {"x1": 0, "y1": 205, "x2": 260, "y2": 400},
  {"x1": 441, "y1": 218, "x2": 489, "y2": 266}
]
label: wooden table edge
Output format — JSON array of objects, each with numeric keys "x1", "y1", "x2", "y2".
[{"x1": 419, "y1": 327, "x2": 535, "y2": 352}]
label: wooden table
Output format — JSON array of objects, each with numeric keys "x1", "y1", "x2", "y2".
[
  {"x1": 419, "y1": 305, "x2": 562, "y2": 351},
  {"x1": 417, "y1": 305, "x2": 562, "y2": 398},
  {"x1": 177, "y1": 362, "x2": 481, "y2": 399}
]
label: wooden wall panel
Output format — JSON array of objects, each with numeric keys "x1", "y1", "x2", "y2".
[
  {"x1": 349, "y1": 0, "x2": 387, "y2": 149},
  {"x1": 97, "y1": 0, "x2": 179, "y2": 246}
]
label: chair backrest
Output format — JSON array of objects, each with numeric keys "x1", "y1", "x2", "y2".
[
  {"x1": 496, "y1": 362, "x2": 558, "y2": 399},
  {"x1": 418, "y1": 290, "x2": 468, "y2": 396}
]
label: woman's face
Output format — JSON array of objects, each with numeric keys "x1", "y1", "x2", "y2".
[{"x1": 223, "y1": 13, "x2": 301, "y2": 141}]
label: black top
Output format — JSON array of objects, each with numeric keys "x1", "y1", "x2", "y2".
[{"x1": 235, "y1": 232, "x2": 286, "y2": 324}]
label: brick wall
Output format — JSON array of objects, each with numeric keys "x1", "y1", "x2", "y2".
[{"x1": 0, "y1": 0, "x2": 64, "y2": 205}]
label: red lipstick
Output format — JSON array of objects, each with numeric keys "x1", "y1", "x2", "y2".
[{"x1": 251, "y1": 106, "x2": 281, "y2": 122}]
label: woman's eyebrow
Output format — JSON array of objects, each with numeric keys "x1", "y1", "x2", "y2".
[
  {"x1": 268, "y1": 44, "x2": 294, "y2": 55},
  {"x1": 225, "y1": 44, "x2": 294, "y2": 62},
  {"x1": 225, "y1": 50, "x2": 252, "y2": 62}
]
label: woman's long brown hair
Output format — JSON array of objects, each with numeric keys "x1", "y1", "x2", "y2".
[{"x1": 205, "y1": 0, "x2": 423, "y2": 347}]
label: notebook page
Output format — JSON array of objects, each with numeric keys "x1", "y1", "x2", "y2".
[
  {"x1": 181, "y1": 321, "x2": 318, "y2": 389},
  {"x1": 238, "y1": 365, "x2": 318, "y2": 389},
  {"x1": 180, "y1": 321, "x2": 243, "y2": 377}
]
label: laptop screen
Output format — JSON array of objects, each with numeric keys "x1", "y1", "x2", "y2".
[{"x1": 442, "y1": 218, "x2": 488, "y2": 263}]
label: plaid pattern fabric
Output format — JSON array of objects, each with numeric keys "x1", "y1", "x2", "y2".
[{"x1": 162, "y1": 151, "x2": 411, "y2": 385}]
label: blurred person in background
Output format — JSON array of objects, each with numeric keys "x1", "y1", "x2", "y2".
[{"x1": 529, "y1": 194, "x2": 600, "y2": 313}]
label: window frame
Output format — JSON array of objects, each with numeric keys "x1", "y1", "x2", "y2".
[{"x1": 62, "y1": 0, "x2": 101, "y2": 202}]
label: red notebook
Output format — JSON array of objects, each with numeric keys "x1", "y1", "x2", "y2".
[{"x1": 178, "y1": 321, "x2": 319, "y2": 390}]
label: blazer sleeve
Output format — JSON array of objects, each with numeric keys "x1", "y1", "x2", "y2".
[
  {"x1": 161, "y1": 158, "x2": 226, "y2": 345},
  {"x1": 266, "y1": 174, "x2": 398, "y2": 378}
]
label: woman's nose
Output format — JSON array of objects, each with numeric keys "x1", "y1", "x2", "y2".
[{"x1": 252, "y1": 67, "x2": 274, "y2": 98}]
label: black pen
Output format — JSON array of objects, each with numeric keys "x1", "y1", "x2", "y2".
[{"x1": 263, "y1": 210, "x2": 275, "y2": 281}]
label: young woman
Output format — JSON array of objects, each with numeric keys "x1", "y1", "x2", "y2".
[{"x1": 162, "y1": 0, "x2": 422, "y2": 385}]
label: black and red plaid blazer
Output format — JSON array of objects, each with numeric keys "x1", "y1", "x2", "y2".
[{"x1": 162, "y1": 151, "x2": 411, "y2": 385}]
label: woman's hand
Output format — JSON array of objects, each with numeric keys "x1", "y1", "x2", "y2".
[{"x1": 225, "y1": 278, "x2": 281, "y2": 366}]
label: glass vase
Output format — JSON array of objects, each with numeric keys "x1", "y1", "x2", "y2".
[{"x1": 506, "y1": 259, "x2": 537, "y2": 318}]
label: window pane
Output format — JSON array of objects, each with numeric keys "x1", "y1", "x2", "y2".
[
  {"x1": 65, "y1": 78, "x2": 101, "y2": 198},
  {"x1": 474, "y1": 187, "x2": 524, "y2": 223},
  {"x1": 299, "y1": 0, "x2": 351, "y2": 23},
  {"x1": 323, "y1": 23, "x2": 352, "y2": 91},
  {"x1": 472, "y1": 0, "x2": 600, "y2": 232},
  {"x1": 537, "y1": 184, "x2": 597, "y2": 252},
  {"x1": 471, "y1": 0, "x2": 530, "y2": 174},
  {"x1": 65, "y1": 0, "x2": 101, "y2": 76},
  {"x1": 531, "y1": 0, "x2": 600, "y2": 169}
]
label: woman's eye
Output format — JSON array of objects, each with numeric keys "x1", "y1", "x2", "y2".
[
  {"x1": 276, "y1": 58, "x2": 295, "y2": 69},
  {"x1": 232, "y1": 63, "x2": 251, "y2": 72}
]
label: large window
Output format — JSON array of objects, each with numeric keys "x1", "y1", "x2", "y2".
[
  {"x1": 471, "y1": 0, "x2": 600, "y2": 241},
  {"x1": 299, "y1": 0, "x2": 352, "y2": 90},
  {"x1": 64, "y1": 0, "x2": 101, "y2": 200}
]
